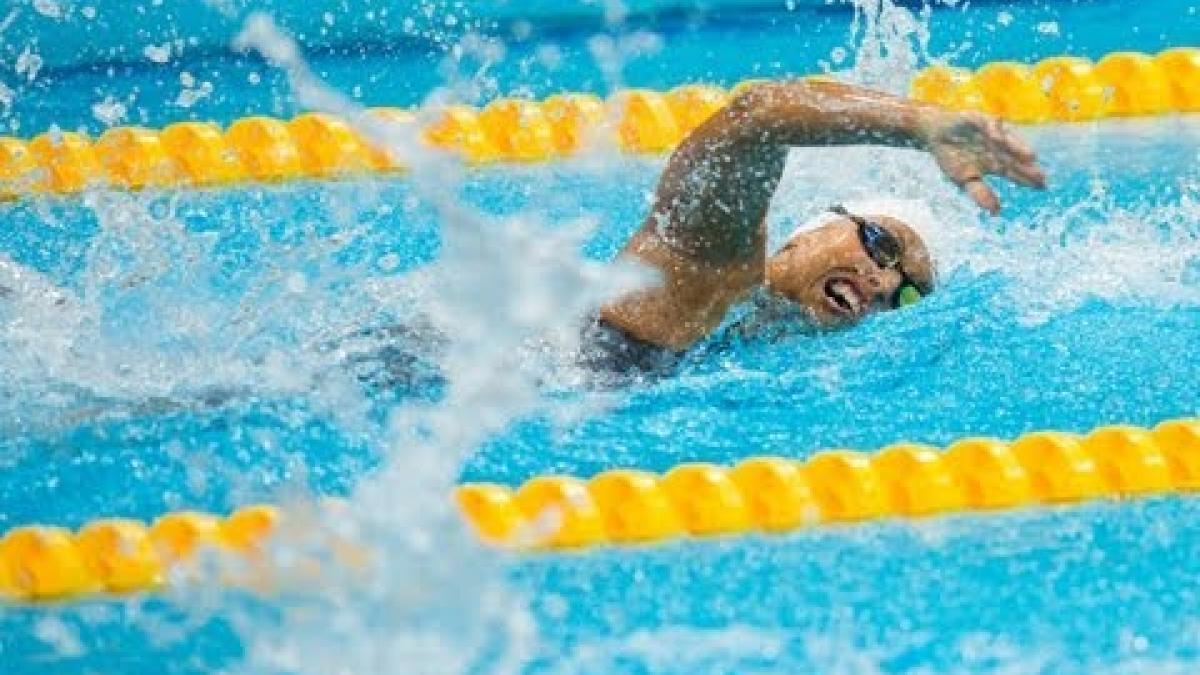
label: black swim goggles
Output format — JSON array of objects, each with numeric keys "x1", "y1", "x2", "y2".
[{"x1": 828, "y1": 205, "x2": 927, "y2": 309}]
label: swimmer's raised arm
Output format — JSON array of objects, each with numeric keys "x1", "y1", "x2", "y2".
[
  {"x1": 741, "y1": 80, "x2": 1045, "y2": 207},
  {"x1": 650, "y1": 79, "x2": 1046, "y2": 261},
  {"x1": 600, "y1": 79, "x2": 1046, "y2": 351}
]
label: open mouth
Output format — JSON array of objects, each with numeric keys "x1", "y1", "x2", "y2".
[{"x1": 823, "y1": 277, "x2": 867, "y2": 319}]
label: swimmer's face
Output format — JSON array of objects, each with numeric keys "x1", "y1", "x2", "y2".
[{"x1": 764, "y1": 214, "x2": 934, "y2": 328}]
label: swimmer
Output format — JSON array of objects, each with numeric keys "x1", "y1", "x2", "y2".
[
  {"x1": 580, "y1": 79, "x2": 1047, "y2": 374},
  {"x1": 1, "y1": 80, "x2": 1050, "y2": 414}
]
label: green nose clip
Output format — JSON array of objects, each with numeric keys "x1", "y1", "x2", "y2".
[{"x1": 895, "y1": 283, "x2": 923, "y2": 308}]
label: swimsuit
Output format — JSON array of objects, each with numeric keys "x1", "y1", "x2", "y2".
[{"x1": 577, "y1": 317, "x2": 684, "y2": 378}]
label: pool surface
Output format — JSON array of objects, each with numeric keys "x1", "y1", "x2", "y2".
[{"x1": 2, "y1": 1, "x2": 1199, "y2": 673}]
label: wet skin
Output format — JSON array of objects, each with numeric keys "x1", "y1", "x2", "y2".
[{"x1": 599, "y1": 79, "x2": 1047, "y2": 351}]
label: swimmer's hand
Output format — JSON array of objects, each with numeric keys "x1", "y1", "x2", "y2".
[{"x1": 921, "y1": 111, "x2": 1047, "y2": 215}]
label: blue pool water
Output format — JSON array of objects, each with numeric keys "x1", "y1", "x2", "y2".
[
  {"x1": 2, "y1": 1, "x2": 1200, "y2": 673},
  {"x1": 2, "y1": 0, "x2": 1195, "y2": 136}
]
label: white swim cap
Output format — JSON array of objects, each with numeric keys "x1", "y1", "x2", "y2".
[{"x1": 784, "y1": 197, "x2": 938, "y2": 242}]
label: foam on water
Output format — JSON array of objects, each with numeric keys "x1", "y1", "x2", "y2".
[{"x1": 0, "y1": 185, "x2": 403, "y2": 436}]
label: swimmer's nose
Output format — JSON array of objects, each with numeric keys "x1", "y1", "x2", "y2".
[{"x1": 863, "y1": 268, "x2": 904, "y2": 306}]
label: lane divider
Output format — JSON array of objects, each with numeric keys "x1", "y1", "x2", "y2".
[
  {"x1": 3, "y1": 418, "x2": 1198, "y2": 602},
  {"x1": 0, "y1": 85, "x2": 726, "y2": 198},
  {"x1": 911, "y1": 48, "x2": 1200, "y2": 122},
  {"x1": 0, "y1": 47, "x2": 1195, "y2": 199},
  {"x1": 0, "y1": 505, "x2": 279, "y2": 602},
  {"x1": 456, "y1": 419, "x2": 1200, "y2": 549}
]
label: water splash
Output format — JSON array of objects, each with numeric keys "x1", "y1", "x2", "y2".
[
  {"x1": 840, "y1": 0, "x2": 935, "y2": 92},
  {"x1": 222, "y1": 12, "x2": 647, "y2": 673},
  {"x1": 0, "y1": 185, "x2": 392, "y2": 436}
]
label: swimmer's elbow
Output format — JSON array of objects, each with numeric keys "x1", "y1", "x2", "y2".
[{"x1": 722, "y1": 80, "x2": 829, "y2": 145}]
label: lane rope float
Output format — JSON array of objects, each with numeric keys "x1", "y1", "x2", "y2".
[
  {"x1": 0, "y1": 47, "x2": 1196, "y2": 199},
  {"x1": 3, "y1": 418, "x2": 1198, "y2": 602},
  {"x1": 0, "y1": 505, "x2": 280, "y2": 602},
  {"x1": 911, "y1": 48, "x2": 1200, "y2": 122},
  {"x1": 455, "y1": 419, "x2": 1200, "y2": 549}
]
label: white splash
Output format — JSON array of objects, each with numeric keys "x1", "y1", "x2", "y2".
[
  {"x1": 91, "y1": 96, "x2": 127, "y2": 126},
  {"x1": 223, "y1": 12, "x2": 643, "y2": 673},
  {"x1": 841, "y1": 0, "x2": 934, "y2": 93}
]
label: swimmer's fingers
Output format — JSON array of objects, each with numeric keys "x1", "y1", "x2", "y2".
[
  {"x1": 963, "y1": 178, "x2": 1000, "y2": 215},
  {"x1": 933, "y1": 147, "x2": 1002, "y2": 214},
  {"x1": 931, "y1": 151, "x2": 998, "y2": 213},
  {"x1": 986, "y1": 148, "x2": 1046, "y2": 189},
  {"x1": 997, "y1": 158, "x2": 1048, "y2": 189},
  {"x1": 969, "y1": 155, "x2": 1042, "y2": 213},
  {"x1": 983, "y1": 116, "x2": 1037, "y2": 163},
  {"x1": 982, "y1": 118, "x2": 1047, "y2": 189}
]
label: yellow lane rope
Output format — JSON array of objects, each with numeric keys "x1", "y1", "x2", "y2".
[
  {"x1": 0, "y1": 505, "x2": 280, "y2": 602},
  {"x1": 912, "y1": 48, "x2": 1200, "y2": 122},
  {"x1": 0, "y1": 48, "x2": 1196, "y2": 199},
  {"x1": 3, "y1": 419, "x2": 1198, "y2": 602},
  {"x1": 456, "y1": 420, "x2": 1200, "y2": 549}
]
